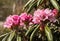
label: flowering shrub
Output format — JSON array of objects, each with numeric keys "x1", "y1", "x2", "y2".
[
  {"x1": 0, "y1": 0, "x2": 59, "y2": 41},
  {"x1": 1, "y1": 8, "x2": 59, "y2": 41}
]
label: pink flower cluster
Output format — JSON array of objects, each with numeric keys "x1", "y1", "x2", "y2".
[
  {"x1": 4, "y1": 8, "x2": 58, "y2": 28},
  {"x1": 4, "y1": 13, "x2": 32, "y2": 28},
  {"x1": 4, "y1": 15, "x2": 20, "y2": 28},
  {"x1": 32, "y1": 8, "x2": 58, "y2": 24}
]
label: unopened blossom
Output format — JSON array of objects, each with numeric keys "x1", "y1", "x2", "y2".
[{"x1": 52, "y1": 9, "x2": 58, "y2": 16}]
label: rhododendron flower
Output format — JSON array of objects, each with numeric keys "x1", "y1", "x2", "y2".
[
  {"x1": 19, "y1": 12, "x2": 33, "y2": 26},
  {"x1": 11, "y1": 15, "x2": 20, "y2": 25},
  {"x1": 20, "y1": 13, "x2": 32, "y2": 21},
  {"x1": 44, "y1": 9, "x2": 58, "y2": 22},
  {"x1": 19, "y1": 12, "x2": 27, "y2": 21},
  {"x1": 4, "y1": 21, "x2": 13, "y2": 28},
  {"x1": 4, "y1": 15, "x2": 20, "y2": 28},
  {"x1": 32, "y1": 8, "x2": 58, "y2": 24},
  {"x1": 32, "y1": 9, "x2": 44, "y2": 24},
  {"x1": 4, "y1": 15, "x2": 13, "y2": 28},
  {"x1": 32, "y1": 16, "x2": 41, "y2": 24}
]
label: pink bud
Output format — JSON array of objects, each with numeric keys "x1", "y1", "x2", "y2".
[{"x1": 53, "y1": 9, "x2": 58, "y2": 16}]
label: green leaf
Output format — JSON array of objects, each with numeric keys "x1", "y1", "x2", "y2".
[
  {"x1": 27, "y1": 1, "x2": 37, "y2": 13},
  {"x1": 37, "y1": 0, "x2": 43, "y2": 6},
  {"x1": 0, "y1": 32, "x2": 12, "y2": 38},
  {"x1": 30, "y1": 0, "x2": 35, "y2": 5},
  {"x1": 23, "y1": 0, "x2": 32, "y2": 10},
  {"x1": 2, "y1": 34, "x2": 9, "y2": 41},
  {"x1": 7, "y1": 31, "x2": 15, "y2": 41},
  {"x1": 17, "y1": 35, "x2": 21, "y2": 41},
  {"x1": 50, "y1": 0, "x2": 60, "y2": 11},
  {"x1": 29, "y1": 0, "x2": 35, "y2": 7},
  {"x1": 45, "y1": 25, "x2": 53, "y2": 41},
  {"x1": 30, "y1": 25, "x2": 40, "y2": 41},
  {"x1": 25, "y1": 25, "x2": 37, "y2": 36}
]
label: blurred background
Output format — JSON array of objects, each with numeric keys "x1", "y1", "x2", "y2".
[{"x1": 0, "y1": 0, "x2": 28, "y2": 21}]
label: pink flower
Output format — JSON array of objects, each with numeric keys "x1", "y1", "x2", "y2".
[
  {"x1": 4, "y1": 15, "x2": 20, "y2": 28},
  {"x1": 4, "y1": 15, "x2": 13, "y2": 28},
  {"x1": 11, "y1": 15, "x2": 20, "y2": 25},
  {"x1": 4, "y1": 21, "x2": 13, "y2": 28},
  {"x1": 19, "y1": 12, "x2": 28, "y2": 21},
  {"x1": 44, "y1": 8, "x2": 52, "y2": 14},
  {"x1": 32, "y1": 9, "x2": 46, "y2": 24},
  {"x1": 32, "y1": 8, "x2": 58, "y2": 24},
  {"x1": 5, "y1": 15, "x2": 13, "y2": 22},
  {"x1": 48, "y1": 16, "x2": 57, "y2": 22},
  {"x1": 34, "y1": 9, "x2": 44, "y2": 17},
  {"x1": 4, "y1": 8, "x2": 58, "y2": 28},
  {"x1": 44, "y1": 9, "x2": 54, "y2": 16},
  {"x1": 32, "y1": 17, "x2": 41, "y2": 24},
  {"x1": 52, "y1": 9, "x2": 58, "y2": 16},
  {"x1": 19, "y1": 20, "x2": 25, "y2": 26},
  {"x1": 27, "y1": 14, "x2": 33, "y2": 22},
  {"x1": 19, "y1": 13, "x2": 33, "y2": 25},
  {"x1": 44, "y1": 9, "x2": 57, "y2": 22}
]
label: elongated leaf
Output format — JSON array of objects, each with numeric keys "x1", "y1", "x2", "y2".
[
  {"x1": 45, "y1": 25, "x2": 53, "y2": 41},
  {"x1": 7, "y1": 31, "x2": 15, "y2": 41},
  {"x1": 23, "y1": 0, "x2": 32, "y2": 10},
  {"x1": 0, "y1": 32, "x2": 12, "y2": 38},
  {"x1": 25, "y1": 25, "x2": 37, "y2": 36},
  {"x1": 2, "y1": 34, "x2": 9, "y2": 41},
  {"x1": 29, "y1": 0, "x2": 35, "y2": 7},
  {"x1": 17, "y1": 36, "x2": 21, "y2": 41},
  {"x1": 30, "y1": 25, "x2": 40, "y2": 41},
  {"x1": 50, "y1": 0, "x2": 60, "y2": 11},
  {"x1": 37, "y1": 0, "x2": 43, "y2": 6},
  {"x1": 27, "y1": 1, "x2": 37, "y2": 13},
  {"x1": 30, "y1": 0, "x2": 35, "y2": 4}
]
